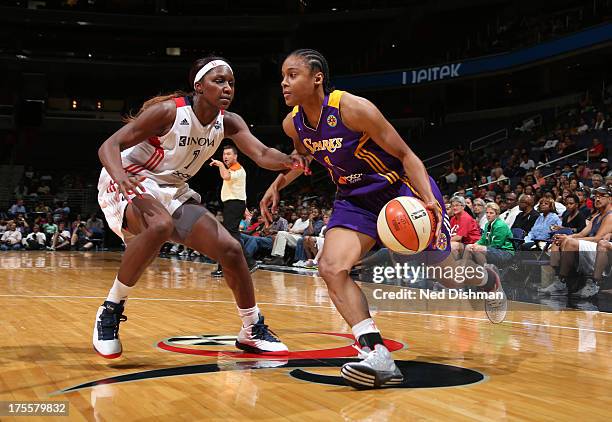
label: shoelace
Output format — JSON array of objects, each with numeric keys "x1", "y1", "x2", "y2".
[
  {"x1": 251, "y1": 321, "x2": 280, "y2": 343},
  {"x1": 99, "y1": 311, "x2": 127, "y2": 340},
  {"x1": 352, "y1": 344, "x2": 375, "y2": 360}
]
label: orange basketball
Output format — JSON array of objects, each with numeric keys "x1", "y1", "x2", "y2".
[{"x1": 377, "y1": 196, "x2": 436, "y2": 254}]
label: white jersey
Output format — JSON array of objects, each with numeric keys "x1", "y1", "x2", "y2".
[
  {"x1": 97, "y1": 96, "x2": 225, "y2": 241},
  {"x1": 121, "y1": 96, "x2": 225, "y2": 185}
]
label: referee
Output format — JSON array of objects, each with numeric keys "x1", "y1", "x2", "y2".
[{"x1": 209, "y1": 144, "x2": 257, "y2": 277}]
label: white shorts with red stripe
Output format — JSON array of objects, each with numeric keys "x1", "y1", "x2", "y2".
[{"x1": 97, "y1": 168, "x2": 201, "y2": 241}]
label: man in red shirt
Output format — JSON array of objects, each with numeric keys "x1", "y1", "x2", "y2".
[{"x1": 449, "y1": 195, "x2": 482, "y2": 258}]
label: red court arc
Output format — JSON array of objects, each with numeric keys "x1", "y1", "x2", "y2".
[{"x1": 157, "y1": 332, "x2": 404, "y2": 359}]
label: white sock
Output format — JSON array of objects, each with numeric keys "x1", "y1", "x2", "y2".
[
  {"x1": 238, "y1": 305, "x2": 260, "y2": 327},
  {"x1": 351, "y1": 318, "x2": 380, "y2": 340},
  {"x1": 106, "y1": 277, "x2": 133, "y2": 304}
]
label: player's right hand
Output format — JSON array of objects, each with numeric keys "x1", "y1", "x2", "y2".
[
  {"x1": 260, "y1": 186, "x2": 280, "y2": 226},
  {"x1": 115, "y1": 174, "x2": 147, "y2": 204}
]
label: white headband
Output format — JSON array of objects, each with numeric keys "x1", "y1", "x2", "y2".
[{"x1": 193, "y1": 60, "x2": 233, "y2": 89}]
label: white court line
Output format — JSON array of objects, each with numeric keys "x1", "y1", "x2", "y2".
[{"x1": 1, "y1": 293, "x2": 611, "y2": 334}]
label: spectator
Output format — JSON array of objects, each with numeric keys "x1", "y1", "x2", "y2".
[
  {"x1": 49, "y1": 222, "x2": 71, "y2": 251},
  {"x1": 42, "y1": 218, "x2": 58, "y2": 242},
  {"x1": 14, "y1": 213, "x2": 29, "y2": 235},
  {"x1": 0, "y1": 219, "x2": 6, "y2": 236},
  {"x1": 266, "y1": 208, "x2": 310, "y2": 265},
  {"x1": 576, "y1": 117, "x2": 589, "y2": 134},
  {"x1": 243, "y1": 211, "x2": 288, "y2": 261},
  {"x1": 588, "y1": 138, "x2": 605, "y2": 159},
  {"x1": 575, "y1": 163, "x2": 591, "y2": 181},
  {"x1": 472, "y1": 198, "x2": 488, "y2": 230},
  {"x1": 535, "y1": 192, "x2": 566, "y2": 216},
  {"x1": 521, "y1": 197, "x2": 561, "y2": 249},
  {"x1": 71, "y1": 223, "x2": 94, "y2": 251},
  {"x1": 23, "y1": 224, "x2": 46, "y2": 250},
  {"x1": 519, "y1": 153, "x2": 535, "y2": 171},
  {"x1": 464, "y1": 202, "x2": 514, "y2": 266},
  {"x1": 546, "y1": 186, "x2": 612, "y2": 297},
  {"x1": 13, "y1": 182, "x2": 28, "y2": 200},
  {"x1": 8, "y1": 199, "x2": 26, "y2": 218},
  {"x1": 239, "y1": 209, "x2": 252, "y2": 232},
  {"x1": 71, "y1": 214, "x2": 84, "y2": 232},
  {"x1": 553, "y1": 194, "x2": 586, "y2": 234},
  {"x1": 449, "y1": 196, "x2": 481, "y2": 258},
  {"x1": 576, "y1": 190, "x2": 593, "y2": 219},
  {"x1": 0, "y1": 221, "x2": 22, "y2": 251},
  {"x1": 303, "y1": 211, "x2": 331, "y2": 268},
  {"x1": 593, "y1": 112, "x2": 607, "y2": 131},
  {"x1": 499, "y1": 193, "x2": 519, "y2": 227},
  {"x1": 532, "y1": 169, "x2": 546, "y2": 188},
  {"x1": 591, "y1": 173, "x2": 604, "y2": 190},
  {"x1": 294, "y1": 209, "x2": 324, "y2": 267},
  {"x1": 599, "y1": 159, "x2": 610, "y2": 177},
  {"x1": 86, "y1": 213, "x2": 105, "y2": 239}
]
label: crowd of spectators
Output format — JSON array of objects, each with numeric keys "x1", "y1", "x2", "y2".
[
  {"x1": 1, "y1": 170, "x2": 105, "y2": 252},
  {"x1": 433, "y1": 92, "x2": 612, "y2": 299},
  {"x1": 3, "y1": 87, "x2": 610, "y2": 304},
  {"x1": 162, "y1": 195, "x2": 334, "y2": 270},
  {"x1": 157, "y1": 90, "x2": 612, "y2": 302}
]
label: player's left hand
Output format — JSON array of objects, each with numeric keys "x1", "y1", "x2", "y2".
[
  {"x1": 287, "y1": 153, "x2": 311, "y2": 175},
  {"x1": 425, "y1": 200, "x2": 442, "y2": 246}
]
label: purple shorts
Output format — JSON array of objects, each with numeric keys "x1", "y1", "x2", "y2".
[{"x1": 327, "y1": 179, "x2": 451, "y2": 264}]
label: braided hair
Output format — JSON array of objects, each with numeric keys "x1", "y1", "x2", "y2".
[{"x1": 289, "y1": 49, "x2": 334, "y2": 94}]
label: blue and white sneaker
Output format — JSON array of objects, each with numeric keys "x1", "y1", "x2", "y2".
[
  {"x1": 341, "y1": 344, "x2": 404, "y2": 389},
  {"x1": 93, "y1": 301, "x2": 127, "y2": 359},
  {"x1": 235, "y1": 315, "x2": 288, "y2": 355}
]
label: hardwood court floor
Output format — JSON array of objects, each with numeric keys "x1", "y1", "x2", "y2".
[{"x1": 0, "y1": 251, "x2": 610, "y2": 421}]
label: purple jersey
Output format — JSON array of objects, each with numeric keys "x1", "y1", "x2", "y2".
[
  {"x1": 292, "y1": 90, "x2": 419, "y2": 198},
  {"x1": 292, "y1": 90, "x2": 451, "y2": 262}
]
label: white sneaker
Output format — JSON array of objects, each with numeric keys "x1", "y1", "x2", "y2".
[
  {"x1": 292, "y1": 260, "x2": 306, "y2": 267},
  {"x1": 169, "y1": 246, "x2": 179, "y2": 254},
  {"x1": 341, "y1": 344, "x2": 403, "y2": 389},
  {"x1": 574, "y1": 279, "x2": 600, "y2": 298},
  {"x1": 538, "y1": 279, "x2": 568, "y2": 296},
  {"x1": 93, "y1": 301, "x2": 127, "y2": 359},
  {"x1": 235, "y1": 315, "x2": 288, "y2": 355}
]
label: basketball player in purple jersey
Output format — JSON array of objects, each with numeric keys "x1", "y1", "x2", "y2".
[
  {"x1": 93, "y1": 56, "x2": 308, "y2": 359},
  {"x1": 260, "y1": 49, "x2": 507, "y2": 389}
]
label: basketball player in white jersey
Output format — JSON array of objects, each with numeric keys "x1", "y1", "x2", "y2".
[{"x1": 94, "y1": 56, "x2": 308, "y2": 358}]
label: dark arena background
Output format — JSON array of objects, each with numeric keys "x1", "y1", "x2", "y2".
[{"x1": 0, "y1": 1, "x2": 611, "y2": 420}]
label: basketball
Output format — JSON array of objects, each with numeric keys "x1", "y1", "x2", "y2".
[{"x1": 377, "y1": 196, "x2": 436, "y2": 255}]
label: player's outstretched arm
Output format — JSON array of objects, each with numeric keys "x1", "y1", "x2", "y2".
[
  {"x1": 340, "y1": 93, "x2": 442, "y2": 238},
  {"x1": 98, "y1": 101, "x2": 174, "y2": 201},
  {"x1": 224, "y1": 111, "x2": 309, "y2": 172}
]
